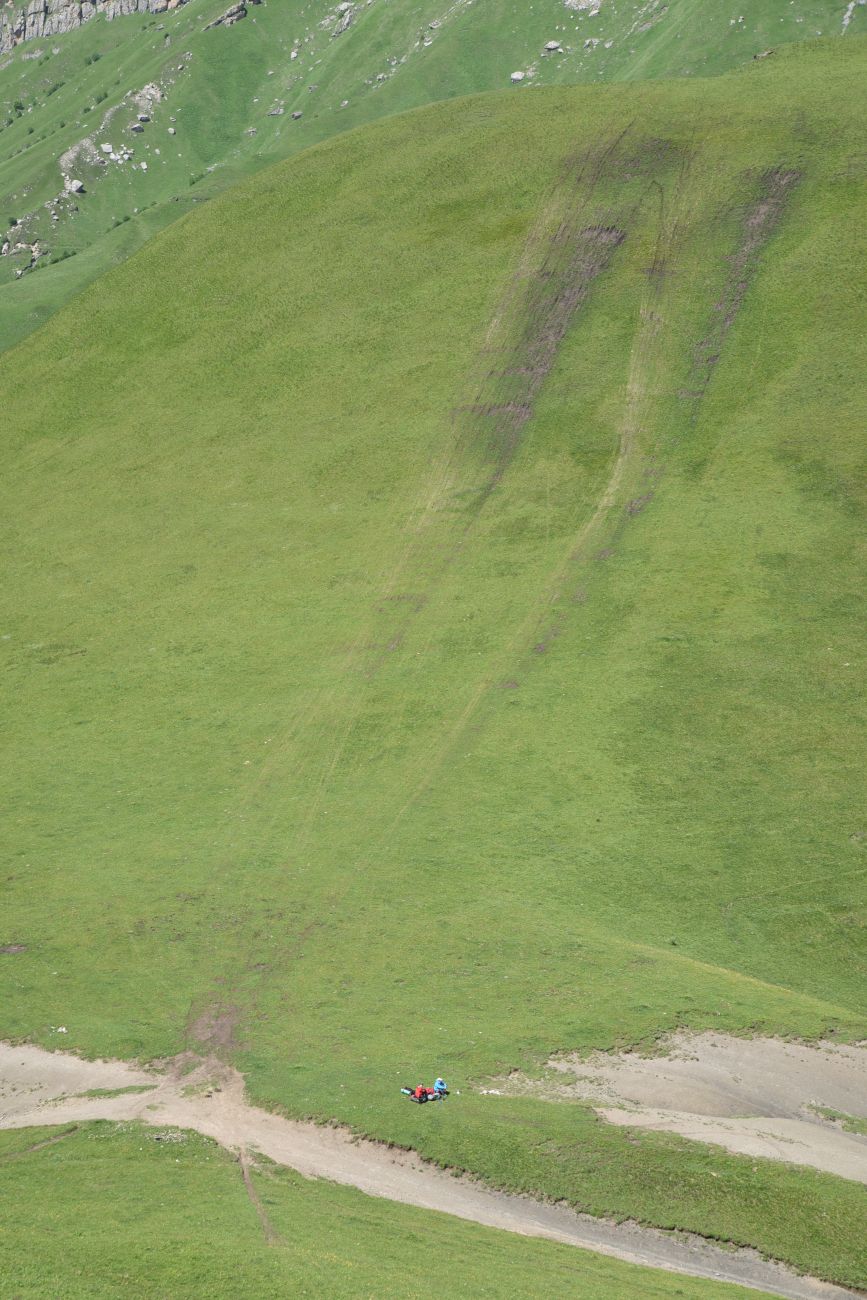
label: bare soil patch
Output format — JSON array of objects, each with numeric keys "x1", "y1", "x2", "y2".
[
  {"x1": 487, "y1": 1032, "x2": 867, "y2": 1185},
  {"x1": 677, "y1": 169, "x2": 800, "y2": 422},
  {"x1": 186, "y1": 1003, "x2": 241, "y2": 1055},
  {"x1": 459, "y1": 219, "x2": 625, "y2": 487}
]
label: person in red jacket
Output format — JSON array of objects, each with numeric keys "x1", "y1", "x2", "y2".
[{"x1": 413, "y1": 1084, "x2": 429, "y2": 1103}]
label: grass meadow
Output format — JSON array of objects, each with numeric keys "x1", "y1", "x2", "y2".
[
  {"x1": 0, "y1": 1122, "x2": 779, "y2": 1299},
  {"x1": 1, "y1": 36, "x2": 865, "y2": 1288}
]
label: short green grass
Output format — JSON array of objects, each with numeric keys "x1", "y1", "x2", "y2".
[
  {"x1": 1, "y1": 35, "x2": 866, "y2": 1287},
  {"x1": 0, "y1": 1122, "x2": 775, "y2": 1299},
  {"x1": 76, "y1": 1084, "x2": 157, "y2": 1099},
  {"x1": 812, "y1": 1108, "x2": 867, "y2": 1137},
  {"x1": 357, "y1": 1095, "x2": 867, "y2": 1288},
  {"x1": 1, "y1": 0, "x2": 865, "y2": 351}
]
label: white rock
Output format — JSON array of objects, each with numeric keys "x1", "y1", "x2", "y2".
[
  {"x1": 545, "y1": 40, "x2": 562, "y2": 50},
  {"x1": 332, "y1": 5, "x2": 353, "y2": 35},
  {"x1": 510, "y1": 70, "x2": 525, "y2": 81},
  {"x1": 140, "y1": 162, "x2": 148, "y2": 171},
  {"x1": 100, "y1": 143, "x2": 113, "y2": 153}
]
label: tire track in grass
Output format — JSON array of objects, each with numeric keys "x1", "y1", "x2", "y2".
[
  {"x1": 233, "y1": 134, "x2": 634, "y2": 800},
  {"x1": 280, "y1": 130, "x2": 637, "y2": 863},
  {"x1": 193, "y1": 155, "x2": 806, "y2": 1054},
  {"x1": 171, "y1": 131, "x2": 650, "y2": 1052},
  {"x1": 417, "y1": 165, "x2": 807, "y2": 800},
  {"x1": 239, "y1": 1147, "x2": 283, "y2": 1246},
  {"x1": 0, "y1": 1125, "x2": 79, "y2": 1160},
  {"x1": 195, "y1": 130, "x2": 640, "y2": 928},
  {"x1": 673, "y1": 167, "x2": 801, "y2": 440},
  {"x1": 300, "y1": 155, "x2": 823, "y2": 1015},
  {"x1": 375, "y1": 152, "x2": 693, "y2": 836},
  {"x1": 207, "y1": 149, "x2": 695, "y2": 1059},
  {"x1": 202, "y1": 133, "x2": 692, "y2": 1042}
]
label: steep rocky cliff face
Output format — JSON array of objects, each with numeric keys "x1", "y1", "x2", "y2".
[{"x1": 1, "y1": 0, "x2": 193, "y2": 55}]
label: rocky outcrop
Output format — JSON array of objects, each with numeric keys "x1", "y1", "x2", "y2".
[
  {"x1": 0, "y1": 0, "x2": 193, "y2": 56},
  {"x1": 203, "y1": 0, "x2": 259, "y2": 32},
  {"x1": 331, "y1": 2, "x2": 353, "y2": 37}
]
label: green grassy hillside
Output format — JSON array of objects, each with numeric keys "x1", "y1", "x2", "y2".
[
  {"x1": 0, "y1": 1123, "x2": 771, "y2": 1299},
  {"x1": 1, "y1": 0, "x2": 865, "y2": 351},
  {"x1": 1, "y1": 35, "x2": 866, "y2": 1285}
]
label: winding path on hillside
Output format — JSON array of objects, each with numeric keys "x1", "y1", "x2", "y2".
[{"x1": 0, "y1": 1043, "x2": 859, "y2": 1300}]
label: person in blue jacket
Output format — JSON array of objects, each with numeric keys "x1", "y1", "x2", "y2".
[{"x1": 433, "y1": 1077, "x2": 447, "y2": 1098}]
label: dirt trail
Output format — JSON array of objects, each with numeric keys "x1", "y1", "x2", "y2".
[
  {"x1": 488, "y1": 1032, "x2": 867, "y2": 1185},
  {"x1": 0, "y1": 1042, "x2": 859, "y2": 1300}
]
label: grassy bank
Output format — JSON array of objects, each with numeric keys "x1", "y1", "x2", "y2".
[{"x1": 0, "y1": 1123, "x2": 778, "y2": 1299}]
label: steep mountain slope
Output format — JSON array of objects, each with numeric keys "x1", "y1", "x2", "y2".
[
  {"x1": 1, "y1": 0, "x2": 865, "y2": 351},
  {"x1": 1, "y1": 34, "x2": 866, "y2": 1287}
]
